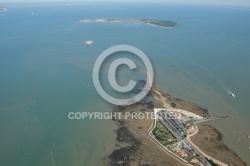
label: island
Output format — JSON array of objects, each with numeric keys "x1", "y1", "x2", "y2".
[
  {"x1": 0, "y1": 8, "x2": 7, "y2": 13},
  {"x1": 79, "y1": 18, "x2": 177, "y2": 28},
  {"x1": 83, "y1": 40, "x2": 93, "y2": 45},
  {"x1": 102, "y1": 81, "x2": 246, "y2": 166}
]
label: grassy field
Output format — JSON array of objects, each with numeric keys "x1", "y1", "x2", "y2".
[{"x1": 152, "y1": 120, "x2": 176, "y2": 146}]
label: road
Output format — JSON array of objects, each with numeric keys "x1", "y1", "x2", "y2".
[{"x1": 157, "y1": 113, "x2": 212, "y2": 166}]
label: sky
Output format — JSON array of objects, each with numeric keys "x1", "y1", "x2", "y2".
[{"x1": 0, "y1": 0, "x2": 250, "y2": 7}]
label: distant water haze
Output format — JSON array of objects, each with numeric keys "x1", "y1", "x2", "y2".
[{"x1": 0, "y1": 3, "x2": 250, "y2": 166}]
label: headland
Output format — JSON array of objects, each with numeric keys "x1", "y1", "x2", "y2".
[{"x1": 102, "y1": 82, "x2": 246, "y2": 166}]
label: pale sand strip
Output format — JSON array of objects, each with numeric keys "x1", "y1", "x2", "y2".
[
  {"x1": 186, "y1": 127, "x2": 227, "y2": 166},
  {"x1": 151, "y1": 87, "x2": 228, "y2": 166}
]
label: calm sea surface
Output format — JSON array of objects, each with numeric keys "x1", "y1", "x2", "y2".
[{"x1": 0, "y1": 3, "x2": 250, "y2": 165}]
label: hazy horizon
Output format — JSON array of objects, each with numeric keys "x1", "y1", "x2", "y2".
[{"x1": 1, "y1": 0, "x2": 250, "y2": 8}]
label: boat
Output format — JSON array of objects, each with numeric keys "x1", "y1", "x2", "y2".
[{"x1": 228, "y1": 92, "x2": 235, "y2": 98}]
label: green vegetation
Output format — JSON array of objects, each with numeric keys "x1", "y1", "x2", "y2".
[
  {"x1": 206, "y1": 158, "x2": 219, "y2": 166},
  {"x1": 84, "y1": 18, "x2": 177, "y2": 28},
  {"x1": 152, "y1": 120, "x2": 176, "y2": 146},
  {"x1": 170, "y1": 102, "x2": 177, "y2": 108},
  {"x1": 141, "y1": 19, "x2": 177, "y2": 28}
]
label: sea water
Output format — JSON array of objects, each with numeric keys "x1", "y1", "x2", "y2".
[{"x1": 0, "y1": 3, "x2": 250, "y2": 165}]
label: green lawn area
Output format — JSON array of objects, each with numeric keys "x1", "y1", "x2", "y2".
[{"x1": 152, "y1": 120, "x2": 176, "y2": 146}]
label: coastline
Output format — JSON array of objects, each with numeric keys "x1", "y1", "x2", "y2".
[
  {"x1": 147, "y1": 111, "x2": 190, "y2": 165},
  {"x1": 186, "y1": 126, "x2": 227, "y2": 166},
  {"x1": 151, "y1": 85, "x2": 246, "y2": 165},
  {"x1": 103, "y1": 83, "x2": 246, "y2": 165},
  {"x1": 190, "y1": 124, "x2": 247, "y2": 166},
  {"x1": 79, "y1": 18, "x2": 177, "y2": 29},
  {"x1": 103, "y1": 103, "x2": 185, "y2": 166}
]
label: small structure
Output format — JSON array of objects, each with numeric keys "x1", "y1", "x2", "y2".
[
  {"x1": 84, "y1": 40, "x2": 93, "y2": 45},
  {"x1": 187, "y1": 125, "x2": 194, "y2": 131},
  {"x1": 170, "y1": 111, "x2": 181, "y2": 119}
]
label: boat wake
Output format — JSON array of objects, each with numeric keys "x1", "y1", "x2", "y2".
[
  {"x1": 50, "y1": 138, "x2": 57, "y2": 166},
  {"x1": 218, "y1": 80, "x2": 235, "y2": 97}
]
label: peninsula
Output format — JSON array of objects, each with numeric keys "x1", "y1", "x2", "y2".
[
  {"x1": 103, "y1": 82, "x2": 246, "y2": 166},
  {"x1": 80, "y1": 18, "x2": 177, "y2": 28}
]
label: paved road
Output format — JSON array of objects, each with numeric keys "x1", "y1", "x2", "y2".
[
  {"x1": 157, "y1": 113, "x2": 212, "y2": 166},
  {"x1": 158, "y1": 116, "x2": 183, "y2": 141},
  {"x1": 183, "y1": 138, "x2": 212, "y2": 166}
]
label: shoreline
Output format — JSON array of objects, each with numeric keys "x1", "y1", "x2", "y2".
[
  {"x1": 103, "y1": 83, "x2": 246, "y2": 165},
  {"x1": 79, "y1": 18, "x2": 177, "y2": 28},
  {"x1": 186, "y1": 125, "x2": 227, "y2": 166},
  {"x1": 190, "y1": 124, "x2": 247, "y2": 166},
  {"x1": 147, "y1": 112, "x2": 190, "y2": 165},
  {"x1": 149, "y1": 107, "x2": 226, "y2": 165},
  {"x1": 151, "y1": 84, "x2": 246, "y2": 165}
]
